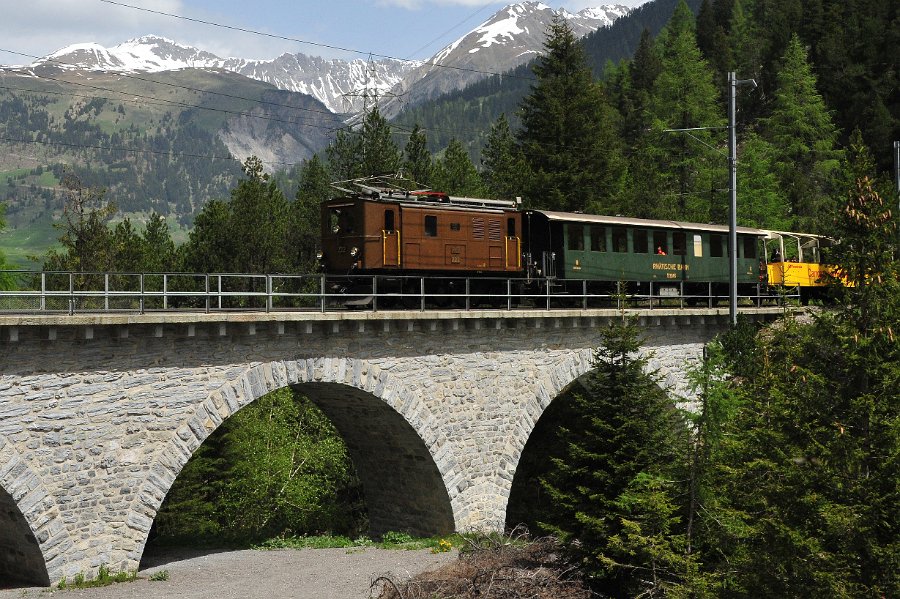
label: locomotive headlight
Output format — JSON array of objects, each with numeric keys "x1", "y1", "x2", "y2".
[
  {"x1": 316, "y1": 250, "x2": 323, "y2": 261},
  {"x1": 350, "y1": 246, "x2": 359, "y2": 258}
]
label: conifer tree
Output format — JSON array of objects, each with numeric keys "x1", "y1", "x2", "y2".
[
  {"x1": 481, "y1": 114, "x2": 524, "y2": 201},
  {"x1": 402, "y1": 124, "x2": 432, "y2": 187},
  {"x1": 359, "y1": 106, "x2": 401, "y2": 177},
  {"x1": 538, "y1": 319, "x2": 696, "y2": 596},
  {"x1": 762, "y1": 34, "x2": 843, "y2": 232},
  {"x1": 431, "y1": 139, "x2": 484, "y2": 197},
  {"x1": 292, "y1": 155, "x2": 331, "y2": 270},
  {"x1": 641, "y1": 0, "x2": 726, "y2": 222},
  {"x1": 517, "y1": 14, "x2": 625, "y2": 213},
  {"x1": 229, "y1": 156, "x2": 291, "y2": 274},
  {"x1": 326, "y1": 127, "x2": 362, "y2": 182}
]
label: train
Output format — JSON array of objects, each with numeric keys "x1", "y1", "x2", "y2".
[{"x1": 318, "y1": 178, "x2": 836, "y2": 307}]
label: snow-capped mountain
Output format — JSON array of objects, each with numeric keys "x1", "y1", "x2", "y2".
[
  {"x1": 30, "y1": 35, "x2": 417, "y2": 115},
  {"x1": 381, "y1": 2, "x2": 631, "y2": 117},
  {"x1": 22, "y1": 3, "x2": 631, "y2": 116}
]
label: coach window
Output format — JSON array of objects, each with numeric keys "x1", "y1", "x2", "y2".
[
  {"x1": 612, "y1": 227, "x2": 627, "y2": 252},
  {"x1": 425, "y1": 215, "x2": 438, "y2": 237},
  {"x1": 567, "y1": 224, "x2": 584, "y2": 251},
  {"x1": 710, "y1": 234, "x2": 724, "y2": 257},
  {"x1": 742, "y1": 236, "x2": 757, "y2": 259},
  {"x1": 653, "y1": 231, "x2": 668, "y2": 255},
  {"x1": 507, "y1": 218, "x2": 516, "y2": 237},
  {"x1": 590, "y1": 226, "x2": 606, "y2": 252},
  {"x1": 633, "y1": 229, "x2": 648, "y2": 253},
  {"x1": 673, "y1": 232, "x2": 687, "y2": 256},
  {"x1": 693, "y1": 234, "x2": 703, "y2": 257},
  {"x1": 384, "y1": 209, "x2": 395, "y2": 232}
]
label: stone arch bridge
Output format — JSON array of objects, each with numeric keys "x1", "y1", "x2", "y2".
[{"x1": 0, "y1": 307, "x2": 780, "y2": 585}]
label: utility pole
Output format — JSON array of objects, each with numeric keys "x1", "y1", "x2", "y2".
[
  {"x1": 894, "y1": 140, "x2": 899, "y2": 201},
  {"x1": 727, "y1": 72, "x2": 757, "y2": 326}
]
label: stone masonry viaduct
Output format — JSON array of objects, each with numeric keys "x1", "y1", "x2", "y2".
[{"x1": 0, "y1": 307, "x2": 781, "y2": 585}]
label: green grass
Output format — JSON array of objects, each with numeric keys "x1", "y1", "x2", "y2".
[
  {"x1": 254, "y1": 532, "x2": 462, "y2": 552},
  {"x1": 56, "y1": 565, "x2": 138, "y2": 589},
  {"x1": 0, "y1": 219, "x2": 59, "y2": 268}
]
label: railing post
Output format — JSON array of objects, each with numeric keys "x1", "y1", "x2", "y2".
[
  {"x1": 582, "y1": 279, "x2": 587, "y2": 310},
  {"x1": 649, "y1": 282, "x2": 654, "y2": 310},
  {"x1": 139, "y1": 273, "x2": 145, "y2": 314},
  {"x1": 205, "y1": 274, "x2": 210, "y2": 313},
  {"x1": 266, "y1": 275, "x2": 272, "y2": 313},
  {"x1": 104, "y1": 273, "x2": 110, "y2": 311},
  {"x1": 320, "y1": 275, "x2": 326, "y2": 313},
  {"x1": 163, "y1": 274, "x2": 168, "y2": 310},
  {"x1": 420, "y1": 277, "x2": 425, "y2": 312},
  {"x1": 372, "y1": 276, "x2": 378, "y2": 313},
  {"x1": 69, "y1": 272, "x2": 74, "y2": 315},
  {"x1": 507, "y1": 279, "x2": 512, "y2": 311},
  {"x1": 217, "y1": 275, "x2": 222, "y2": 310},
  {"x1": 679, "y1": 281, "x2": 684, "y2": 310},
  {"x1": 546, "y1": 280, "x2": 551, "y2": 311},
  {"x1": 465, "y1": 278, "x2": 471, "y2": 311},
  {"x1": 40, "y1": 272, "x2": 46, "y2": 312},
  {"x1": 708, "y1": 282, "x2": 713, "y2": 309}
]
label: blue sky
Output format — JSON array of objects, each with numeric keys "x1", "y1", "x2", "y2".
[{"x1": 0, "y1": 0, "x2": 649, "y2": 66}]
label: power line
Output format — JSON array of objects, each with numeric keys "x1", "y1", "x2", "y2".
[{"x1": 97, "y1": 0, "x2": 536, "y2": 82}]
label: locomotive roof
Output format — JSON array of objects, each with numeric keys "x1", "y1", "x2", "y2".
[
  {"x1": 335, "y1": 191, "x2": 516, "y2": 212},
  {"x1": 531, "y1": 210, "x2": 765, "y2": 236}
]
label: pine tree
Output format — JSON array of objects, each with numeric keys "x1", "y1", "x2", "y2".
[
  {"x1": 761, "y1": 33, "x2": 843, "y2": 232},
  {"x1": 517, "y1": 14, "x2": 625, "y2": 213},
  {"x1": 538, "y1": 319, "x2": 697, "y2": 596},
  {"x1": 292, "y1": 155, "x2": 331, "y2": 270},
  {"x1": 140, "y1": 212, "x2": 176, "y2": 273},
  {"x1": 229, "y1": 156, "x2": 291, "y2": 274},
  {"x1": 402, "y1": 123, "x2": 432, "y2": 187},
  {"x1": 737, "y1": 131, "x2": 790, "y2": 229},
  {"x1": 359, "y1": 106, "x2": 401, "y2": 177},
  {"x1": 326, "y1": 127, "x2": 363, "y2": 182},
  {"x1": 706, "y1": 165, "x2": 900, "y2": 595},
  {"x1": 642, "y1": 0, "x2": 726, "y2": 222},
  {"x1": 481, "y1": 114, "x2": 524, "y2": 201},
  {"x1": 431, "y1": 139, "x2": 484, "y2": 197}
]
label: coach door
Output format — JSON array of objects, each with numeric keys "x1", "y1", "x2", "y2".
[{"x1": 382, "y1": 208, "x2": 400, "y2": 267}]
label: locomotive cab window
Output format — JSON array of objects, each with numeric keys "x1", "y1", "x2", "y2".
[
  {"x1": 633, "y1": 229, "x2": 648, "y2": 253},
  {"x1": 507, "y1": 218, "x2": 516, "y2": 237},
  {"x1": 329, "y1": 207, "x2": 355, "y2": 234},
  {"x1": 425, "y1": 215, "x2": 438, "y2": 237},
  {"x1": 384, "y1": 209, "x2": 395, "y2": 232},
  {"x1": 567, "y1": 224, "x2": 584, "y2": 251}
]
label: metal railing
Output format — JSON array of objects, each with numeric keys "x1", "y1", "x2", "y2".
[{"x1": 0, "y1": 270, "x2": 799, "y2": 315}]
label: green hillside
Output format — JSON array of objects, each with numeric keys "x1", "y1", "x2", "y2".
[{"x1": 0, "y1": 68, "x2": 341, "y2": 266}]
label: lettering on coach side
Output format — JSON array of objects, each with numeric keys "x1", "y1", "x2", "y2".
[{"x1": 652, "y1": 262, "x2": 690, "y2": 271}]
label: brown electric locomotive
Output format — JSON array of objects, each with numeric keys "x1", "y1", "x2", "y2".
[{"x1": 320, "y1": 184, "x2": 522, "y2": 276}]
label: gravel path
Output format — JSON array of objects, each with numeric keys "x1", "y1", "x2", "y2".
[{"x1": 0, "y1": 547, "x2": 457, "y2": 599}]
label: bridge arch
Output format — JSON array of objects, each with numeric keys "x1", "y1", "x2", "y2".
[
  {"x1": 127, "y1": 357, "x2": 460, "y2": 564},
  {"x1": 0, "y1": 437, "x2": 74, "y2": 585},
  {"x1": 496, "y1": 343, "x2": 700, "y2": 527}
]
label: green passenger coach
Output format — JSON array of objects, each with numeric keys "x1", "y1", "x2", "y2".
[{"x1": 523, "y1": 210, "x2": 765, "y2": 298}]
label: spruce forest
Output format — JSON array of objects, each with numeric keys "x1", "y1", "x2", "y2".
[{"x1": 0, "y1": 0, "x2": 898, "y2": 596}]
